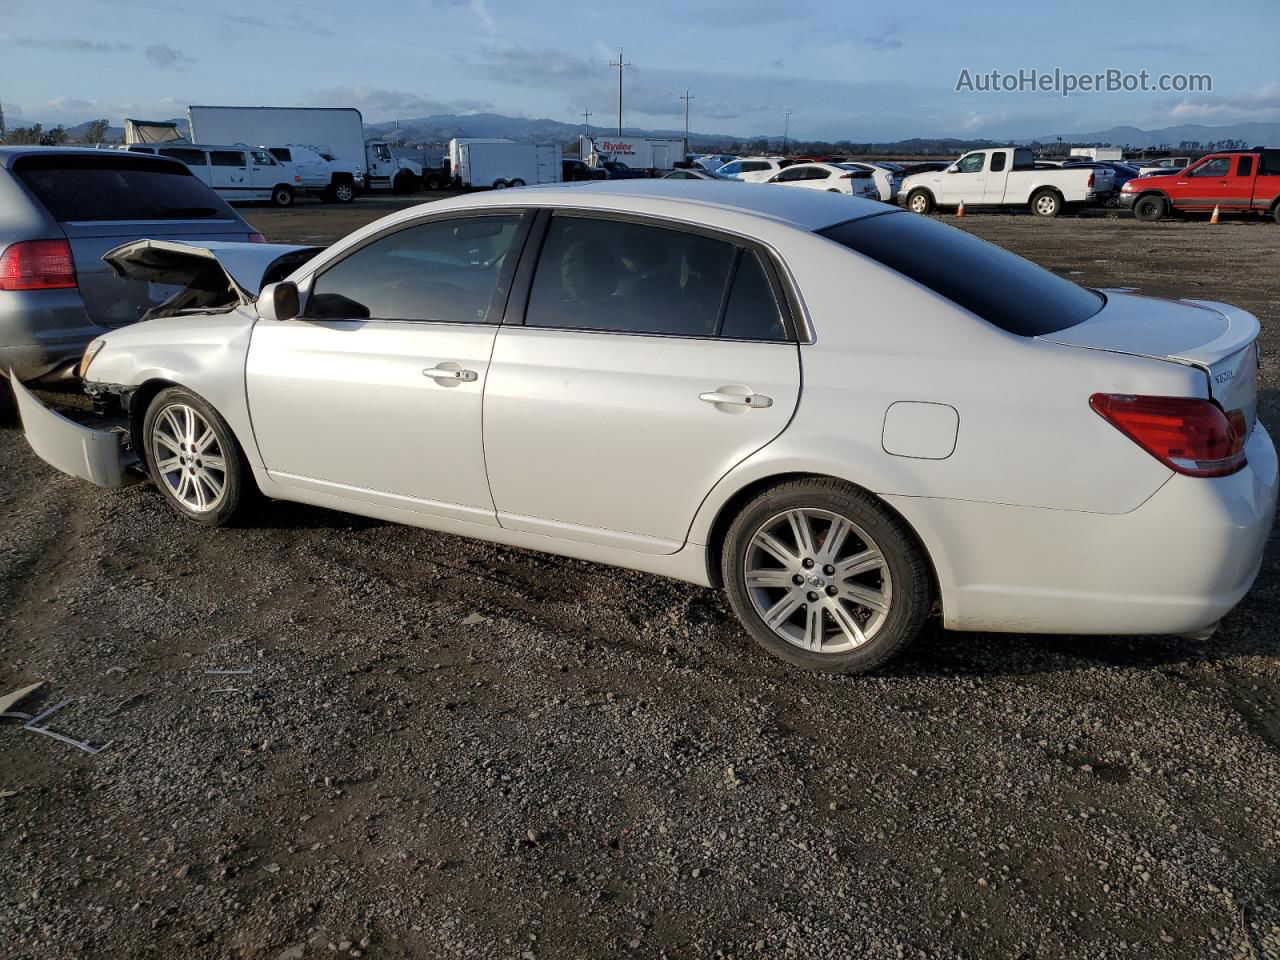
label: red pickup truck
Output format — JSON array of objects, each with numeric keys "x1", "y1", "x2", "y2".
[{"x1": 1119, "y1": 147, "x2": 1280, "y2": 222}]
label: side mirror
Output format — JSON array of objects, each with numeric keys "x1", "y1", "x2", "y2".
[{"x1": 257, "y1": 281, "x2": 299, "y2": 322}]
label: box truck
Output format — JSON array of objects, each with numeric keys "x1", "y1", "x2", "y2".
[
  {"x1": 581, "y1": 136, "x2": 686, "y2": 173},
  {"x1": 449, "y1": 139, "x2": 562, "y2": 189},
  {"x1": 187, "y1": 105, "x2": 423, "y2": 193}
]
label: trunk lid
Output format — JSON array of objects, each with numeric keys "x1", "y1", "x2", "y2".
[
  {"x1": 102, "y1": 240, "x2": 321, "y2": 320},
  {"x1": 1039, "y1": 291, "x2": 1259, "y2": 432}
]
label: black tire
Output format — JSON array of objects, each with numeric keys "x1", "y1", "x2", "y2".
[
  {"x1": 721, "y1": 478, "x2": 932, "y2": 674},
  {"x1": 0, "y1": 377, "x2": 16, "y2": 425},
  {"x1": 509, "y1": 178, "x2": 526, "y2": 188},
  {"x1": 1272, "y1": 203, "x2": 1280, "y2": 225},
  {"x1": 271, "y1": 185, "x2": 295, "y2": 208},
  {"x1": 1030, "y1": 189, "x2": 1062, "y2": 218},
  {"x1": 393, "y1": 172, "x2": 418, "y2": 194},
  {"x1": 491, "y1": 179, "x2": 509, "y2": 190},
  {"x1": 142, "y1": 386, "x2": 255, "y2": 527},
  {"x1": 905, "y1": 189, "x2": 933, "y2": 215},
  {"x1": 423, "y1": 173, "x2": 443, "y2": 191},
  {"x1": 1133, "y1": 194, "x2": 1167, "y2": 222},
  {"x1": 331, "y1": 179, "x2": 355, "y2": 203}
]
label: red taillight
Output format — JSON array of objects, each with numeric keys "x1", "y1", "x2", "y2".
[
  {"x1": 249, "y1": 232, "x2": 267, "y2": 244},
  {"x1": 0, "y1": 239, "x2": 77, "y2": 291},
  {"x1": 1090, "y1": 393, "x2": 1247, "y2": 478},
  {"x1": 1087, "y1": 172, "x2": 1095, "y2": 188}
]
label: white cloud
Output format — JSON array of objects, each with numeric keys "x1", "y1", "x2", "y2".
[
  {"x1": 307, "y1": 86, "x2": 492, "y2": 120},
  {"x1": 144, "y1": 43, "x2": 194, "y2": 70},
  {"x1": 1165, "y1": 82, "x2": 1280, "y2": 123}
]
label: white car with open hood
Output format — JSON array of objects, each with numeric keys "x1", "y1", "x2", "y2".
[{"x1": 11, "y1": 182, "x2": 1276, "y2": 674}]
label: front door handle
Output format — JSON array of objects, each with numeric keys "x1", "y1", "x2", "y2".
[
  {"x1": 700, "y1": 390, "x2": 772, "y2": 408},
  {"x1": 423, "y1": 363, "x2": 478, "y2": 383}
]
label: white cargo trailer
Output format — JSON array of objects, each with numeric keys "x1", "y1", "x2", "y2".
[
  {"x1": 450, "y1": 139, "x2": 562, "y2": 189},
  {"x1": 187, "y1": 105, "x2": 423, "y2": 193},
  {"x1": 581, "y1": 136, "x2": 685, "y2": 172}
]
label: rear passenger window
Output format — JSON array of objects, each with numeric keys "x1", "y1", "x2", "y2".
[
  {"x1": 526, "y1": 215, "x2": 734, "y2": 337},
  {"x1": 270, "y1": 148, "x2": 291, "y2": 162},
  {"x1": 721, "y1": 251, "x2": 786, "y2": 341},
  {"x1": 1237, "y1": 156, "x2": 1254, "y2": 177},
  {"x1": 990, "y1": 152, "x2": 1007, "y2": 173},
  {"x1": 210, "y1": 151, "x2": 244, "y2": 167},
  {"x1": 159, "y1": 148, "x2": 206, "y2": 165}
]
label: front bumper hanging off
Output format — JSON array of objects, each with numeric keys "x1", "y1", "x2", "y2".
[{"x1": 9, "y1": 374, "x2": 141, "y2": 489}]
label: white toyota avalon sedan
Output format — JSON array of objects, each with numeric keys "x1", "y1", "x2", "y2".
[{"x1": 11, "y1": 182, "x2": 1276, "y2": 674}]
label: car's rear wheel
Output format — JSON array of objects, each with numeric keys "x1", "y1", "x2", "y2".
[
  {"x1": 332, "y1": 180, "x2": 355, "y2": 203},
  {"x1": 271, "y1": 185, "x2": 295, "y2": 207},
  {"x1": 143, "y1": 387, "x2": 253, "y2": 527},
  {"x1": 423, "y1": 173, "x2": 444, "y2": 191},
  {"x1": 1134, "y1": 194, "x2": 1167, "y2": 222},
  {"x1": 1272, "y1": 202, "x2": 1280, "y2": 225},
  {"x1": 722, "y1": 478, "x2": 931, "y2": 674},
  {"x1": 509, "y1": 178, "x2": 526, "y2": 188},
  {"x1": 1031, "y1": 189, "x2": 1062, "y2": 217},
  {"x1": 906, "y1": 189, "x2": 933, "y2": 215}
]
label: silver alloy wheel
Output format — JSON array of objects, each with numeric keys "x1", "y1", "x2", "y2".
[
  {"x1": 150, "y1": 403, "x2": 228, "y2": 513},
  {"x1": 334, "y1": 182, "x2": 354, "y2": 201},
  {"x1": 1035, "y1": 194, "x2": 1058, "y2": 216},
  {"x1": 743, "y1": 508, "x2": 892, "y2": 654},
  {"x1": 908, "y1": 192, "x2": 928, "y2": 213}
]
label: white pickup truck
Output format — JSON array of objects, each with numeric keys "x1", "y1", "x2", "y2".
[{"x1": 899, "y1": 147, "x2": 1114, "y2": 218}]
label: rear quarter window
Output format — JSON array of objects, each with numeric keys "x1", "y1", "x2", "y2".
[
  {"x1": 12, "y1": 153, "x2": 240, "y2": 223},
  {"x1": 819, "y1": 211, "x2": 1103, "y2": 336}
]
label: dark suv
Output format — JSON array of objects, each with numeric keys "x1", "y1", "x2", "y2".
[{"x1": 1, "y1": 147, "x2": 259, "y2": 383}]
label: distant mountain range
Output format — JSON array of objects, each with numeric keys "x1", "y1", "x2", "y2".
[
  {"x1": 1024, "y1": 122, "x2": 1280, "y2": 148},
  {"x1": 39, "y1": 115, "x2": 1280, "y2": 153}
]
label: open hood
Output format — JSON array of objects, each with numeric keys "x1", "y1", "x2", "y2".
[
  {"x1": 102, "y1": 240, "x2": 321, "y2": 322},
  {"x1": 104, "y1": 240, "x2": 320, "y2": 301}
]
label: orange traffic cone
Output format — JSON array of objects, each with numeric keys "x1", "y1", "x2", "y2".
[
  {"x1": 956, "y1": 199, "x2": 966, "y2": 218},
  {"x1": 1210, "y1": 204, "x2": 1221, "y2": 224}
]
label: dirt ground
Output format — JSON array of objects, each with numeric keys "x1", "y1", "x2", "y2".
[{"x1": 2, "y1": 194, "x2": 1279, "y2": 960}]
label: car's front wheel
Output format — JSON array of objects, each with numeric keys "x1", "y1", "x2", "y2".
[
  {"x1": 722, "y1": 478, "x2": 931, "y2": 674},
  {"x1": 1134, "y1": 194, "x2": 1167, "y2": 222},
  {"x1": 143, "y1": 387, "x2": 253, "y2": 526},
  {"x1": 906, "y1": 189, "x2": 933, "y2": 215},
  {"x1": 271, "y1": 185, "x2": 295, "y2": 207}
]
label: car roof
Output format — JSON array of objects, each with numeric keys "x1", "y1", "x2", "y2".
[
  {"x1": 0, "y1": 145, "x2": 175, "y2": 168},
  {"x1": 396, "y1": 179, "x2": 888, "y2": 233}
]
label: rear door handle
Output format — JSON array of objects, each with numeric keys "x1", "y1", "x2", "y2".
[
  {"x1": 700, "y1": 391, "x2": 772, "y2": 408},
  {"x1": 423, "y1": 363, "x2": 478, "y2": 383}
]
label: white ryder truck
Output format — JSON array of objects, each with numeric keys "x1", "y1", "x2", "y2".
[
  {"x1": 581, "y1": 136, "x2": 686, "y2": 174},
  {"x1": 899, "y1": 147, "x2": 1115, "y2": 218},
  {"x1": 188, "y1": 106, "x2": 423, "y2": 194}
]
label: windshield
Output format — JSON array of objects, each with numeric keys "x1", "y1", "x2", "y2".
[
  {"x1": 13, "y1": 154, "x2": 239, "y2": 223},
  {"x1": 819, "y1": 211, "x2": 1104, "y2": 336}
]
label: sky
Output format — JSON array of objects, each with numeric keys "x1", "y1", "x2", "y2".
[{"x1": 2, "y1": 0, "x2": 1278, "y2": 141}]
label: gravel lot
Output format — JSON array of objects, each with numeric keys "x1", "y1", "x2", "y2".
[{"x1": 2, "y1": 195, "x2": 1279, "y2": 960}]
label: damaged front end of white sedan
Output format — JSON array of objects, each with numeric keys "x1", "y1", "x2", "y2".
[{"x1": 11, "y1": 238, "x2": 319, "y2": 494}]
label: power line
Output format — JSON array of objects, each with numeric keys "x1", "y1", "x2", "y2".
[
  {"x1": 679, "y1": 90, "x2": 694, "y2": 155},
  {"x1": 608, "y1": 48, "x2": 630, "y2": 138}
]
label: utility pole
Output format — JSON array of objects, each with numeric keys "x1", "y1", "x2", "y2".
[
  {"x1": 679, "y1": 90, "x2": 694, "y2": 156},
  {"x1": 581, "y1": 109, "x2": 592, "y2": 140},
  {"x1": 0, "y1": 102, "x2": 6, "y2": 140},
  {"x1": 782, "y1": 109, "x2": 793, "y2": 154},
  {"x1": 608, "y1": 48, "x2": 630, "y2": 138}
]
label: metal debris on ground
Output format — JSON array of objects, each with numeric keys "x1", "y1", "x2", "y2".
[{"x1": 15, "y1": 701, "x2": 113, "y2": 757}]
